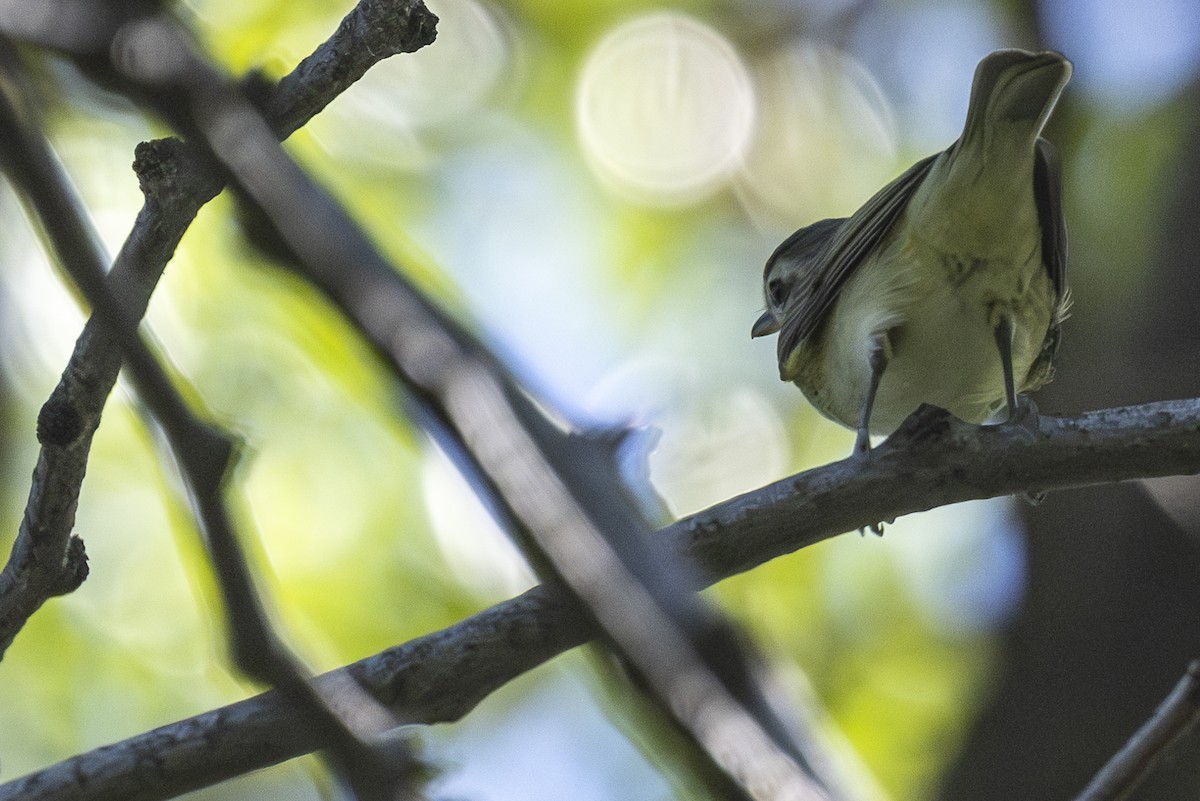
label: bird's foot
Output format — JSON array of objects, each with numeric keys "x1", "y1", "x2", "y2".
[
  {"x1": 858, "y1": 517, "x2": 894, "y2": 537},
  {"x1": 853, "y1": 428, "x2": 872, "y2": 459},
  {"x1": 851, "y1": 430, "x2": 885, "y2": 533},
  {"x1": 1022, "y1": 489, "x2": 1047, "y2": 506},
  {"x1": 990, "y1": 396, "x2": 1047, "y2": 504},
  {"x1": 984, "y1": 396, "x2": 1040, "y2": 442},
  {"x1": 1007, "y1": 396, "x2": 1041, "y2": 440},
  {"x1": 1008, "y1": 395, "x2": 1041, "y2": 436}
]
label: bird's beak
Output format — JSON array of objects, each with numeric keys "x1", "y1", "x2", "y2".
[{"x1": 751, "y1": 310, "x2": 780, "y2": 338}]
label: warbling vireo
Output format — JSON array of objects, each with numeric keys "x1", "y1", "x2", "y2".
[{"x1": 752, "y1": 49, "x2": 1072, "y2": 456}]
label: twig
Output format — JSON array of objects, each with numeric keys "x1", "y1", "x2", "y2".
[
  {"x1": 3, "y1": 398, "x2": 1200, "y2": 801},
  {"x1": 1073, "y1": 660, "x2": 1200, "y2": 801},
  {"x1": 0, "y1": 0, "x2": 437, "y2": 660}
]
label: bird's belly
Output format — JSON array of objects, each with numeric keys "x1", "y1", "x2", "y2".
[
  {"x1": 870, "y1": 289, "x2": 1007, "y2": 431},
  {"x1": 793, "y1": 251, "x2": 1052, "y2": 435}
]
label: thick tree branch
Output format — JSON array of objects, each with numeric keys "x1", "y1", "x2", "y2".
[
  {"x1": 677, "y1": 400, "x2": 1200, "y2": 580},
  {"x1": 0, "y1": 0, "x2": 437, "y2": 660},
  {"x1": 4, "y1": 398, "x2": 1199, "y2": 801}
]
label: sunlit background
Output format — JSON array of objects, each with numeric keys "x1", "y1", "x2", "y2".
[{"x1": 2, "y1": 0, "x2": 1200, "y2": 799}]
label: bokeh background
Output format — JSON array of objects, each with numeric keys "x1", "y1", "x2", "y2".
[{"x1": 2, "y1": 0, "x2": 1200, "y2": 799}]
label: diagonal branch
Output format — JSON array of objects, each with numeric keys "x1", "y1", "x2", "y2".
[
  {"x1": 96, "y1": 12, "x2": 833, "y2": 799},
  {"x1": 6, "y1": 4, "x2": 835, "y2": 798},
  {"x1": 0, "y1": 0, "x2": 437, "y2": 660},
  {"x1": 1073, "y1": 660, "x2": 1200, "y2": 801},
  {"x1": 4, "y1": 398, "x2": 1199, "y2": 801},
  {"x1": 7, "y1": 3, "x2": 838, "y2": 798}
]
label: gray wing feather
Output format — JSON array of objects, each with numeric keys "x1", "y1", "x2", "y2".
[
  {"x1": 776, "y1": 152, "x2": 939, "y2": 362},
  {"x1": 1033, "y1": 137, "x2": 1067, "y2": 303},
  {"x1": 1023, "y1": 137, "x2": 1069, "y2": 388}
]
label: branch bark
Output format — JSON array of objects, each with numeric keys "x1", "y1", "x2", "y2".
[{"x1": 4, "y1": 398, "x2": 1199, "y2": 801}]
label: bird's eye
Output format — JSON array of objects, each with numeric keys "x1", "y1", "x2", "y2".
[{"x1": 767, "y1": 277, "x2": 788, "y2": 308}]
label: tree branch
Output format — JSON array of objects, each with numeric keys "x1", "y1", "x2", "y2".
[
  {"x1": 1073, "y1": 660, "x2": 1200, "y2": 801},
  {"x1": 94, "y1": 12, "x2": 832, "y2": 798},
  {"x1": 6, "y1": 5, "x2": 832, "y2": 798},
  {"x1": 4, "y1": 398, "x2": 1199, "y2": 801},
  {"x1": 677, "y1": 401, "x2": 1200, "y2": 580},
  {"x1": 0, "y1": 0, "x2": 437, "y2": 660}
]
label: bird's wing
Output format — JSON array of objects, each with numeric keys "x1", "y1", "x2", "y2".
[
  {"x1": 1020, "y1": 136, "x2": 1069, "y2": 390},
  {"x1": 777, "y1": 152, "x2": 939, "y2": 361},
  {"x1": 1033, "y1": 137, "x2": 1067, "y2": 303}
]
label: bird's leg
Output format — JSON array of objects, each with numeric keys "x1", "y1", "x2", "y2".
[
  {"x1": 856, "y1": 332, "x2": 891, "y2": 536},
  {"x1": 994, "y1": 312, "x2": 1045, "y2": 505},
  {"x1": 854, "y1": 331, "x2": 891, "y2": 457},
  {"x1": 995, "y1": 313, "x2": 1019, "y2": 423},
  {"x1": 992, "y1": 313, "x2": 1039, "y2": 430}
]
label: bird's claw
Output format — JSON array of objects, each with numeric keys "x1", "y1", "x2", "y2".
[
  {"x1": 998, "y1": 398, "x2": 1047, "y2": 502},
  {"x1": 858, "y1": 517, "x2": 893, "y2": 536},
  {"x1": 984, "y1": 396, "x2": 1040, "y2": 442},
  {"x1": 1007, "y1": 395, "x2": 1041, "y2": 440},
  {"x1": 853, "y1": 429, "x2": 873, "y2": 459}
]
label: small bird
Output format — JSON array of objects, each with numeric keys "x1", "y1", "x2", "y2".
[{"x1": 752, "y1": 49, "x2": 1071, "y2": 456}]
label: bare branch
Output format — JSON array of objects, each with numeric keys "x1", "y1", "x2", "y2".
[
  {"x1": 6, "y1": 3, "x2": 831, "y2": 796},
  {"x1": 0, "y1": 39, "x2": 427, "y2": 801},
  {"x1": 6, "y1": 3, "x2": 829, "y2": 797},
  {"x1": 1073, "y1": 660, "x2": 1200, "y2": 801},
  {"x1": 0, "y1": 0, "x2": 437, "y2": 660},
  {"x1": 92, "y1": 9, "x2": 850, "y2": 798},
  {"x1": 263, "y1": 0, "x2": 437, "y2": 140},
  {"x1": 4, "y1": 398, "x2": 1200, "y2": 801},
  {"x1": 676, "y1": 401, "x2": 1200, "y2": 580}
]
